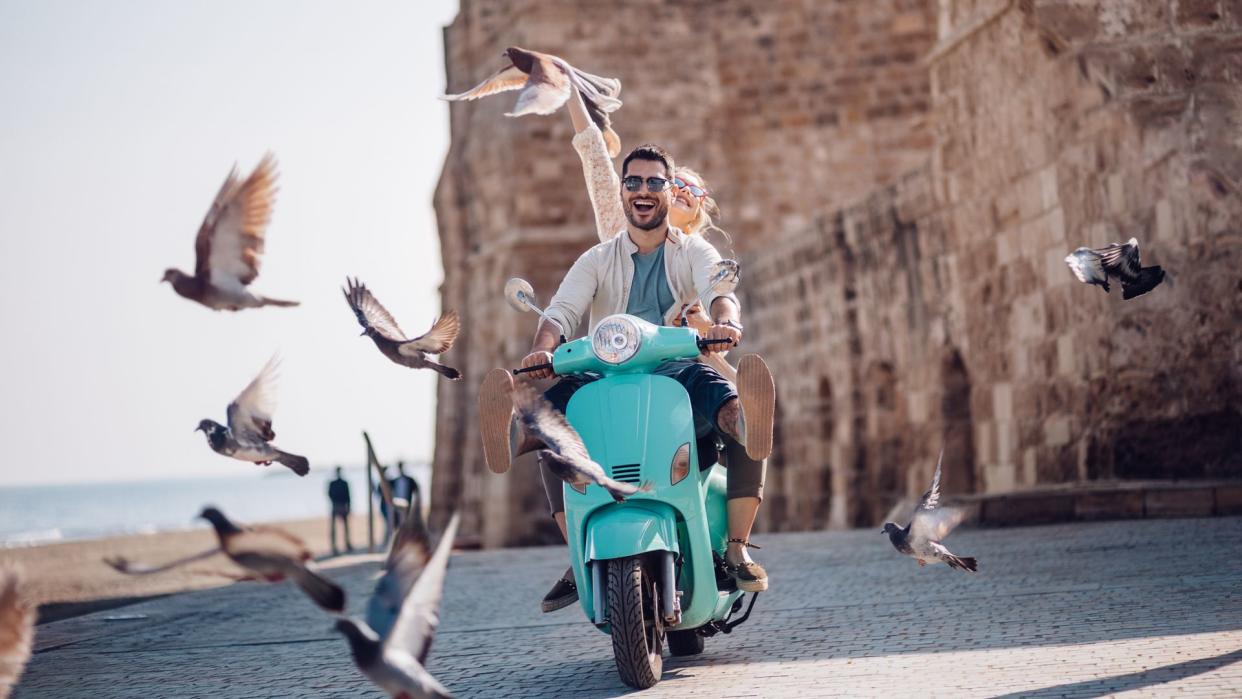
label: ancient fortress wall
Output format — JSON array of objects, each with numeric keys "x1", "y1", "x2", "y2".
[{"x1": 432, "y1": 0, "x2": 1242, "y2": 545}]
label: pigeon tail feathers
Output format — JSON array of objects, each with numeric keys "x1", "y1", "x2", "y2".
[
  {"x1": 258, "y1": 296, "x2": 299, "y2": 308},
  {"x1": 426, "y1": 360, "x2": 462, "y2": 381},
  {"x1": 945, "y1": 555, "x2": 978, "y2": 573},
  {"x1": 275, "y1": 450, "x2": 310, "y2": 476},
  {"x1": 290, "y1": 566, "x2": 346, "y2": 612},
  {"x1": 1121, "y1": 266, "x2": 1165, "y2": 299}
]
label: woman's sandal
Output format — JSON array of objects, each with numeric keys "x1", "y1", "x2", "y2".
[
  {"x1": 541, "y1": 567, "x2": 579, "y2": 613},
  {"x1": 724, "y1": 538, "x2": 769, "y2": 592}
]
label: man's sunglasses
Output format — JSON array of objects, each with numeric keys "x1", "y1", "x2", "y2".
[
  {"x1": 622, "y1": 176, "x2": 674, "y2": 193},
  {"x1": 674, "y1": 177, "x2": 708, "y2": 198}
]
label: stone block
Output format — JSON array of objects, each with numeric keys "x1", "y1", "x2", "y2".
[
  {"x1": 992, "y1": 383, "x2": 1013, "y2": 423},
  {"x1": 1214, "y1": 484, "x2": 1242, "y2": 515},
  {"x1": 1044, "y1": 414, "x2": 1071, "y2": 447},
  {"x1": 979, "y1": 491, "x2": 1075, "y2": 526},
  {"x1": 1056, "y1": 334, "x2": 1076, "y2": 375},
  {"x1": 1144, "y1": 487, "x2": 1214, "y2": 517},
  {"x1": 1175, "y1": 0, "x2": 1226, "y2": 32},
  {"x1": 1075, "y1": 489, "x2": 1145, "y2": 520}
]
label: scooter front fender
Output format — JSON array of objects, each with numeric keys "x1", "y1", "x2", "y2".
[{"x1": 583, "y1": 500, "x2": 680, "y2": 563}]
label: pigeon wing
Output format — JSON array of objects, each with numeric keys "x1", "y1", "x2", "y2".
[
  {"x1": 343, "y1": 278, "x2": 408, "y2": 342},
  {"x1": 1094, "y1": 238, "x2": 1141, "y2": 281},
  {"x1": 231, "y1": 523, "x2": 312, "y2": 561},
  {"x1": 917, "y1": 448, "x2": 944, "y2": 511},
  {"x1": 911, "y1": 506, "x2": 966, "y2": 545},
  {"x1": 1065, "y1": 249, "x2": 1106, "y2": 285},
  {"x1": 0, "y1": 567, "x2": 35, "y2": 694},
  {"x1": 194, "y1": 154, "x2": 279, "y2": 291},
  {"x1": 507, "y1": 56, "x2": 571, "y2": 117},
  {"x1": 512, "y1": 382, "x2": 592, "y2": 464},
  {"x1": 226, "y1": 356, "x2": 279, "y2": 442},
  {"x1": 366, "y1": 501, "x2": 434, "y2": 639},
  {"x1": 564, "y1": 62, "x2": 623, "y2": 112},
  {"x1": 442, "y1": 63, "x2": 527, "y2": 102},
  {"x1": 385, "y1": 513, "x2": 459, "y2": 666},
  {"x1": 398, "y1": 311, "x2": 460, "y2": 356}
]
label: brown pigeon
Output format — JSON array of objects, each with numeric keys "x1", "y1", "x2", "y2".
[
  {"x1": 443, "y1": 46, "x2": 623, "y2": 157},
  {"x1": 162, "y1": 153, "x2": 299, "y2": 310},
  {"x1": 343, "y1": 278, "x2": 462, "y2": 380},
  {"x1": 0, "y1": 567, "x2": 34, "y2": 699},
  {"x1": 105, "y1": 507, "x2": 346, "y2": 613}
]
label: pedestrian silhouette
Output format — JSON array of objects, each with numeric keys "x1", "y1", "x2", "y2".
[{"x1": 327, "y1": 466, "x2": 353, "y2": 555}]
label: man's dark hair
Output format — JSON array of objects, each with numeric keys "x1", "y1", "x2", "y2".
[{"x1": 622, "y1": 144, "x2": 675, "y2": 180}]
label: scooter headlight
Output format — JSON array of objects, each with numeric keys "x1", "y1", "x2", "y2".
[{"x1": 592, "y1": 315, "x2": 642, "y2": 365}]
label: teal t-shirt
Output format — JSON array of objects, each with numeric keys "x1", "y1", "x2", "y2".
[{"x1": 626, "y1": 243, "x2": 675, "y2": 326}]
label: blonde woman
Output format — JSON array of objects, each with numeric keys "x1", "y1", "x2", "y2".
[{"x1": 525, "y1": 93, "x2": 768, "y2": 613}]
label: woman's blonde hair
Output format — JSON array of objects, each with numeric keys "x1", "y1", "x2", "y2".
[{"x1": 676, "y1": 166, "x2": 734, "y2": 254}]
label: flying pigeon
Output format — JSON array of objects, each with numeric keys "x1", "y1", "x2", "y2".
[
  {"x1": 366, "y1": 491, "x2": 435, "y2": 640},
  {"x1": 195, "y1": 356, "x2": 310, "y2": 476},
  {"x1": 443, "y1": 46, "x2": 624, "y2": 157},
  {"x1": 0, "y1": 568, "x2": 34, "y2": 699},
  {"x1": 343, "y1": 278, "x2": 462, "y2": 380},
  {"x1": 107, "y1": 507, "x2": 346, "y2": 612},
  {"x1": 1065, "y1": 237, "x2": 1165, "y2": 299},
  {"x1": 336, "y1": 513, "x2": 460, "y2": 699},
  {"x1": 162, "y1": 153, "x2": 298, "y2": 310},
  {"x1": 882, "y1": 450, "x2": 977, "y2": 572},
  {"x1": 511, "y1": 382, "x2": 651, "y2": 502}
]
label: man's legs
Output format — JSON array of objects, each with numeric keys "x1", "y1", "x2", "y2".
[{"x1": 341, "y1": 512, "x2": 353, "y2": 552}]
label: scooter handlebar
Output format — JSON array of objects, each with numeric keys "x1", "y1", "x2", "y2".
[
  {"x1": 513, "y1": 362, "x2": 555, "y2": 375},
  {"x1": 697, "y1": 337, "x2": 736, "y2": 350}
]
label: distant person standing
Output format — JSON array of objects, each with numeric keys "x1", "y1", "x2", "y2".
[
  {"x1": 390, "y1": 461, "x2": 420, "y2": 526},
  {"x1": 327, "y1": 467, "x2": 353, "y2": 555}
]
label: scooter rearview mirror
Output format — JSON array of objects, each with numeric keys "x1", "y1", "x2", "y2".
[
  {"x1": 504, "y1": 278, "x2": 538, "y2": 313},
  {"x1": 504, "y1": 277, "x2": 568, "y2": 340}
]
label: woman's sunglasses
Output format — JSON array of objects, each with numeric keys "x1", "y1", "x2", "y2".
[
  {"x1": 622, "y1": 176, "x2": 674, "y2": 193},
  {"x1": 674, "y1": 177, "x2": 708, "y2": 198}
]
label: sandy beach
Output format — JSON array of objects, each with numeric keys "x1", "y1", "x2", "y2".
[{"x1": 0, "y1": 513, "x2": 386, "y2": 623}]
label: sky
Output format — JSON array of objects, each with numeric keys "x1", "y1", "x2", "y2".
[{"x1": 0, "y1": 0, "x2": 461, "y2": 486}]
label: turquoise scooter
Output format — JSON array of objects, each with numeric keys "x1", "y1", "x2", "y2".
[{"x1": 504, "y1": 260, "x2": 759, "y2": 689}]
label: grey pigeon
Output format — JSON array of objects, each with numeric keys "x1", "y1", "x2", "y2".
[
  {"x1": 162, "y1": 153, "x2": 299, "y2": 310},
  {"x1": 1065, "y1": 237, "x2": 1165, "y2": 299},
  {"x1": 0, "y1": 567, "x2": 34, "y2": 699},
  {"x1": 366, "y1": 493, "x2": 435, "y2": 640},
  {"x1": 882, "y1": 450, "x2": 977, "y2": 572},
  {"x1": 343, "y1": 278, "x2": 461, "y2": 380},
  {"x1": 511, "y1": 382, "x2": 651, "y2": 502},
  {"x1": 195, "y1": 357, "x2": 310, "y2": 476},
  {"x1": 336, "y1": 513, "x2": 460, "y2": 699},
  {"x1": 442, "y1": 47, "x2": 624, "y2": 157}
]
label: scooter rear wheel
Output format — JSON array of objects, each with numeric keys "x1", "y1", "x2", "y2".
[{"x1": 607, "y1": 557, "x2": 663, "y2": 688}]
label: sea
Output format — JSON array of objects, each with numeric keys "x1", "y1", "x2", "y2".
[{"x1": 0, "y1": 464, "x2": 431, "y2": 547}]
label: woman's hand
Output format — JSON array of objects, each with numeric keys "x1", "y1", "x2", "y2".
[{"x1": 674, "y1": 302, "x2": 712, "y2": 334}]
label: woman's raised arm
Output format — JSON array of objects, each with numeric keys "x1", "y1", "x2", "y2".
[{"x1": 569, "y1": 90, "x2": 626, "y2": 242}]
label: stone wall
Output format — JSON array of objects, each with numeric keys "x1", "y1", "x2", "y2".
[{"x1": 431, "y1": 0, "x2": 1242, "y2": 543}]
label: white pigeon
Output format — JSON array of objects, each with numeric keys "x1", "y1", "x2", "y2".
[{"x1": 195, "y1": 357, "x2": 309, "y2": 476}]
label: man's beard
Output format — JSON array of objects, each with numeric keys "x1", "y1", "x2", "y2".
[{"x1": 624, "y1": 199, "x2": 669, "y2": 231}]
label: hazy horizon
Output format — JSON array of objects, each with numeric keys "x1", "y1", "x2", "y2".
[{"x1": 0, "y1": 0, "x2": 461, "y2": 486}]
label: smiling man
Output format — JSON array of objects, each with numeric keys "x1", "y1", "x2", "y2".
[{"x1": 479, "y1": 144, "x2": 777, "y2": 610}]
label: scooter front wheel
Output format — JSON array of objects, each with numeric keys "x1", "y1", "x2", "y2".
[{"x1": 607, "y1": 556, "x2": 663, "y2": 688}]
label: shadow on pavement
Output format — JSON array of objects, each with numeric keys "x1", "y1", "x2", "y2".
[{"x1": 990, "y1": 647, "x2": 1242, "y2": 698}]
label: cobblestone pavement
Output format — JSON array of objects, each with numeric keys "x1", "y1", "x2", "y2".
[{"x1": 17, "y1": 517, "x2": 1242, "y2": 698}]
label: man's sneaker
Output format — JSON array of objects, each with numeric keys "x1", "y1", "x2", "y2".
[
  {"x1": 479, "y1": 368, "x2": 515, "y2": 474},
  {"x1": 541, "y1": 567, "x2": 579, "y2": 613},
  {"x1": 737, "y1": 355, "x2": 776, "y2": 461}
]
